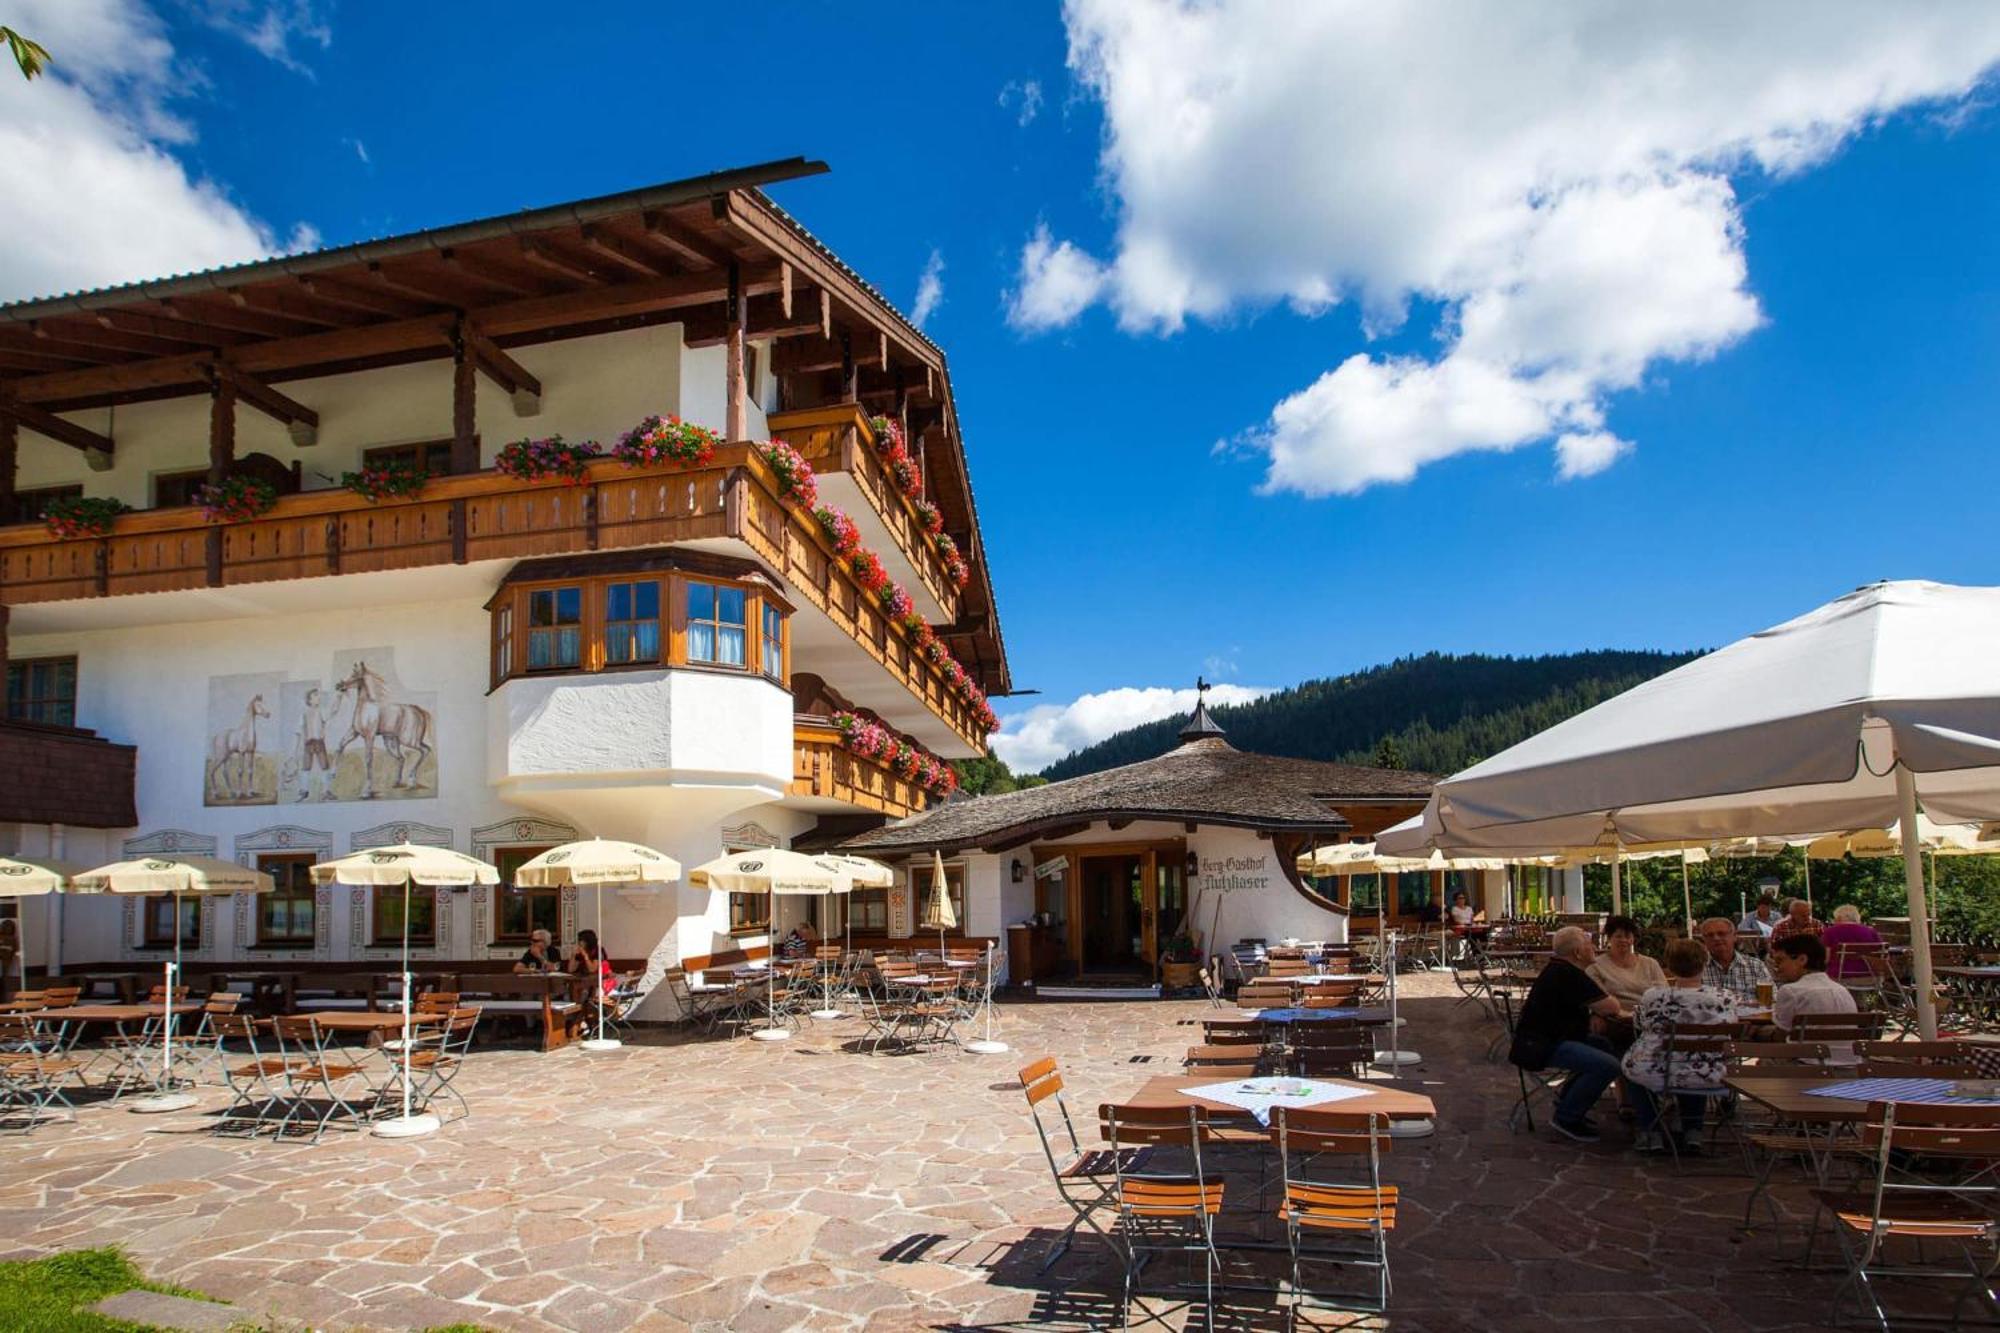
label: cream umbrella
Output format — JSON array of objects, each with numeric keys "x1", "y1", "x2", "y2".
[
  {"x1": 0, "y1": 857, "x2": 80, "y2": 998},
  {"x1": 311, "y1": 844, "x2": 498, "y2": 1138},
  {"x1": 514, "y1": 839, "x2": 682, "y2": 1050},
  {"x1": 688, "y1": 850, "x2": 851, "y2": 1043},
  {"x1": 72, "y1": 855, "x2": 274, "y2": 1113},
  {"x1": 815, "y1": 855, "x2": 893, "y2": 1018},
  {"x1": 919, "y1": 850, "x2": 957, "y2": 962},
  {"x1": 1804, "y1": 817, "x2": 1997, "y2": 934}
]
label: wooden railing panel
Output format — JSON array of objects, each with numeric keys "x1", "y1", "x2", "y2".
[
  {"x1": 790, "y1": 725, "x2": 926, "y2": 819},
  {"x1": 464, "y1": 487, "x2": 590, "y2": 561},
  {"x1": 222, "y1": 512, "x2": 332, "y2": 585},
  {"x1": 0, "y1": 540, "x2": 97, "y2": 601},
  {"x1": 338, "y1": 501, "x2": 456, "y2": 574},
  {"x1": 105, "y1": 528, "x2": 206, "y2": 594}
]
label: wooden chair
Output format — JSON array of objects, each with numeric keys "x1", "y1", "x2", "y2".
[
  {"x1": 1791, "y1": 1010, "x2": 1886, "y2": 1066},
  {"x1": 1640, "y1": 1021, "x2": 1736, "y2": 1166},
  {"x1": 1266, "y1": 958, "x2": 1310, "y2": 979},
  {"x1": 1291, "y1": 1029, "x2": 1374, "y2": 1080},
  {"x1": 1236, "y1": 982, "x2": 1294, "y2": 1011},
  {"x1": 1302, "y1": 986, "x2": 1363, "y2": 1009},
  {"x1": 1017, "y1": 1058, "x2": 1148, "y2": 1274},
  {"x1": 1857, "y1": 1059, "x2": 1982, "y2": 1079},
  {"x1": 271, "y1": 1016, "x2": 370, "y2": 1143},
  {"x1": 1269, "y1": 1107, "x2": 1397, "y2": 1316},
  {"x1": 1809, "y1": 1102, "x2": 2000, "y2": 1330},
  {"x1": 400, "y1": 1006, "x2": 482, "y2": 1123},
  {"x1": 1856, "y1": 1040, "x2": 1974, "y2": 1067},
  {"x1": 1098, "y1": 1102, "x2": 1225, "y2": 1332},
  {"x1": 1729, "y1": 1040, "x2": 1841, "y2": 1228},
  {"x1": 212, "y1": 1013, "x2": 296, "y2": 1136}
]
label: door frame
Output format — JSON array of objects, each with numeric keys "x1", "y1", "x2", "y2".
[{"x1": 1039, "y1": 838, "x2": 1186, "y2": 982}]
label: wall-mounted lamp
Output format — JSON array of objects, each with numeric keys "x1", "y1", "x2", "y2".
[
  {"x1": 1185, "y1": 850, "x2": 1200, "y2": 880},
  {"x1": 1010, "y1": 858, "x2": 1024, "y2": 884}
]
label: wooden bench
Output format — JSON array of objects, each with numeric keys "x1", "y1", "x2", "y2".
[{"x1": 455, "y1": 973, "x2": 584, "y2": 1051}]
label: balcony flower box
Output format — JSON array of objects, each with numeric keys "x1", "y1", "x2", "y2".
[
  {"x1": 197, "y1": 475, "x2": 278, "y2": 524},
  {"x1": 41, "y1": 495, "x2": 129, "y2": 540},
  {"x1": 497, "y1": 434, "x2": 600, "y2": 484}
]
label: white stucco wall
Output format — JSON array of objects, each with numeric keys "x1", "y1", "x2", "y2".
[{"x1": 491, "y1": 669, "x2": 790, "y2": 787}]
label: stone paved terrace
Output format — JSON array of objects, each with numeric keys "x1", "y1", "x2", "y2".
[{"x1": 0, "y1": 974, "x2": 1958, "y2": 1331}]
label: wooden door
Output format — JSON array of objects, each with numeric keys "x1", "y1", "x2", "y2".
[{"x1": 1139, "y1": 849, "x2": 1158, "y2": 982}]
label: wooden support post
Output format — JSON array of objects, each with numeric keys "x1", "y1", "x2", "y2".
[
  {"x1": 0, "y1": 604, "x2": 9, "y2": 700},
  {"x1": 206, "y1": 367, "x2": 236, "y2": 489},
  {"x1": 451, "y1": 323, "x2": 478, "y2": 474},
  {"x1": 724, "y1": 262, "x2": 747, "y2": 442},
  {"x1": 0, "y1": 409, "x2": 16, "y2": 523},
  {"x1": 839, "y1": 332, "x2": 856, "y2": 404},
  {"x1": 449, "y1": 499, "x2": 468, "y2": 565}
]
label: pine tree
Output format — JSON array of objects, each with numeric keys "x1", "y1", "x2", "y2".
[{"x1": 1372, "y1": 735, "x2": 1406, "y2": 769}]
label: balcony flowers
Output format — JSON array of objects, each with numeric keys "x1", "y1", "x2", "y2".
[
  {"x1": 41, "y1": 495, "x2": 129, "y2": 540},
  {"x1": 497, "y1": 434, "x2": 599, "y2": 484},
  {"x1": 849, "y1": 548, "x2": 889, "y2": 594},
  {"x1": 197, "y1": 475, "x2": 279, "y2": 524},
  {"x1": 911, "y1": 498, "x2": 944, "y2": 535},
  {"x1": 615, "y1": 414, "x2": 719, "y2": 468},
  {"x1": 868, "y1": 414, "x2": 923, "y2": 501},
  {"x1": 756, "y1": 438, "x2": 818, "y2": 509},
  {"x1": 833, "y1": 711, "x2": 961, "y2": 796},
  {"x1": 813, "y1": 504, "x2": 861, "y2": 558},
  {"x1": 880, "y1": 583, "x2": 914, "y2": 620},
  {"x1": 911, "y1": 620, "x2": 937, "y2": 654},
  {"x1": 934, "y1": 531, "x2": 971, "y2": 589},
  {"x1": 341, "y1": 458, "x2": 428, "y2": 504}
]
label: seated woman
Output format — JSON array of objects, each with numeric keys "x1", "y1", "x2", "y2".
[
  {"x1": 1585, "y1": 915, "x2": 1665, "y2": 1050},
  {"x1": 1818, "y1": 904, "x2": 1884, "y2": 980},
  {"x1": 1448, "y1": 892, "x2": 1477, "y2": 927},
  {"x1": 570, "y1": 927, "x2": 615, "y2": 996},
  {"x1": 777, "y1": 919, "x2": 820, "y2": 960},
  {"x1": 1621, "y1": 939, "x2": 1735, "y2": 1154}
]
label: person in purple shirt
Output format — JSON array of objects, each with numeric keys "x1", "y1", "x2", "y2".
[{"x1": 1818, "y1": 904, "x2": 1884, "y2": 980}]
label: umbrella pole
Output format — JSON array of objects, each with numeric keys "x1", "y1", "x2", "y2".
[
  {"x1": 1803, "y1": 849, "x2": 1813, "y2": 915},
  {"x1": 581, "y1": 882, "x2": 622, "y2": 1050},
  {"x1": 964, "y1": 938, "x2": 1009, "y2": 1055},
  {"x1": 811, "y1": 888, "x2": 840, "y2": 1019},
  {"x1": 752, "y1": 885, "x2": 787, "y2": 1042},
  {"x1": 131, "y1": 888, "x2": 198, "y2": 1114},
  {"x1": 1680, "y1": 852, "x2": 1694, "y2": 936},
  {"x1": 1610, "y1": 853, "x2": 1622, "y2": 916},
  {"x1": 1896, "y1": 767, "x2": 1939, "y2": 1040},
  {"x1": 374, "y1": 876, "x2": 439, "y2": 1138}
]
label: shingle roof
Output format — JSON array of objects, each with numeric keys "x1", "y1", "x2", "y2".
[{"x1": 840, "y1": 736, "x2": 1436, "y2": 854}]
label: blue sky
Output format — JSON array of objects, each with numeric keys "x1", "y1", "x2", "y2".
[{"x1": 8, "y1": 3, "x2": 2000, "y2": 770}]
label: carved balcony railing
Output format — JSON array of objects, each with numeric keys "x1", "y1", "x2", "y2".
[{"x1": 790, "y1": 720, "x2": 930, "y2": 819}]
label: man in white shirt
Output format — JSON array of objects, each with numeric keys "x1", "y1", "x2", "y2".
[
  {"x1": 1737, "y1": 896, "x2": 1779, "y2": 937},
  {"x1": 1769, "y1": 934, "x2": 1860, "y2": 1065}
]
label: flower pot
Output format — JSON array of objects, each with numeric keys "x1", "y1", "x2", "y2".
[{"x1": 1161, "y1": 961, "x2": 1200, "y2": 990}]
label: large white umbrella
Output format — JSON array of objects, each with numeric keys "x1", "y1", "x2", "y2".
[
  {"x1": 687, "y1": 850, "x2": 851, "y2": 1042},
  {"x1": 1379, "y1": 580, "x2": 2000, "y2": 1037},
  {"x1": 72, "y1": 855, "x2": 274, "y2": 1112},
  {"x1": 0, "y1": 857, "x2": 80, "y2": 997},
  {"x1": 514, "y1": 839, "x2": 682, "y2": 1050},
  {"x1": 311, "y1": 844, "x2": 498, "y2": 1137}
]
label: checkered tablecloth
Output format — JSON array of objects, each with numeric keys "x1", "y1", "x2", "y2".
[{"x1": 1804, "y1": 1076, "x2": 2000, "y2": 1107}]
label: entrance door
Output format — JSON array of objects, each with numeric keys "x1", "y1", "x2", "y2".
[{"x1": 1079, "y1": 854, "x2": 1145, "y2": 974}]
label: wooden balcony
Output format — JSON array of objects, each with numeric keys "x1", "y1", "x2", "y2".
[
  {"x1": 0, "y1": 719, "x2": 136, "y2": 828},
  {"x1": 0, "y1": 446, "x2": 990, "y2": 753},
  {"x1": 767, "y1": 404, "x2": 962, "y2": 625},
  {"x1": 790, "y1": 720, "x2": 928, "y2": 819}
]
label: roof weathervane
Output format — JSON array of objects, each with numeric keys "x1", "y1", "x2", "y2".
[{"x1": 1180, "y1": 676, "x2": 1227, "y2": 743}]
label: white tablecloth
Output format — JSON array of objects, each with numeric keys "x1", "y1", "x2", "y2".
[{"x1": 1180, "y1": 1077, "x2": 1372, "y2": 1125}]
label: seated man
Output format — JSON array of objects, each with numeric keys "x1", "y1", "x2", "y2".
[
  {"x1": 1767, "y1": 934, "x2": 1860, "y2": 1064},
  {"x1": 513, "y1": 928, "x2": 562, "y2": 974},
  {"x1": 1769, "y1": 898, "x2": 1823, "y2": 943},
  {"x1": 1737, "y1": 895, "x2": 1779, "y2": 937},
  {"x1": 1697, "y1": 917, "x2": 1770, "y2": 1004},
  {"x1": 1509, "y1": 925, "x2": 1627, "y2": 1143}
]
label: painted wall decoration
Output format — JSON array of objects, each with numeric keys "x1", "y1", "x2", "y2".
[
  {"x1": 205, "y1": 673, "x2": 281, "y2": 805},
  {"x1": 205, "y1": 648, "x2": 440, "y2": 806}
]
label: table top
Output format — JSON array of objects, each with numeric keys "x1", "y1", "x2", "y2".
[
  {"x1": 21, "y1": 1003, "x2": 200, "y2": 1022},
  {"x1": 1725, "y1": 1075, "x2": 1871, "y2": 1122},
  {"x1": 1124, "y1": 1073, "x2": 1435, "y2": 1120},
  {"x1": 1937, "y1": 966, "x2": 2000, "y2": 978},
  {"x1": 1294, "y1": 974, "x2": 1375, "y2": 985},
  {"x1": 1251, "y1": 1006, "x2": 1393, "y2": 1025},
  {"x1": 286, "y1": 1010, "x2": 447, "y2": 1032}
]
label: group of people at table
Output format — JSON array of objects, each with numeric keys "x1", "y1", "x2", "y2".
[{"x1": 1511, "y1": 900, "x2": 1873, "y2": 1151}]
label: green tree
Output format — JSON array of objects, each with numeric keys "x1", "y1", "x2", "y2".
[
  {"x1": 3, "y1": 26, "x2": 48, "y2": 80},
  {"x1": 1372, "y1": 735, "x2": 1406, "y2": 769}
]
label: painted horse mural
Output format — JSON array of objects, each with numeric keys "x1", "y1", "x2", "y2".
[
  {"x1": 207, "y1": 694, "x2": 270, "y2": 801},
  {"x1": 333, "y1": 661, "x2": 435, "y2": 797}
]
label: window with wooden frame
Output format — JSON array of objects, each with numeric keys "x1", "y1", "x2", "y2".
[
  {"x1": 728, "y1": 890, "x2": 770, "y2": 935},
  {"x1": 363, "y1": 439, "x2": 457, "y2": 476},
  {"x1": 848, "y1": 888, "x2": 888, "y2": 933},
  {"x1": 493, "y1": 846, "x2": 558, "y2": 943},
  {"x1": 143, "y1": 896, "x2": 200, "y2": 949},
  {"x1": 372, "y1": 884, "x2": 437, "y2": 948},
  {"x1": 489, "y1": 569, "x2": 790, "y2": 687},
  {"x1": 526, "y1": 586, "x2": 583, "y2": 671},
  {"x1": 7, "y1": 484, "x2": 81, "y2": 526},
  {"x1": 256, "y1": 853, "x2": 316, "y2": 948},
  {"x1": 5, "y1": 655, "x2": 77, "y2": 727},
  {"x1": 153, "y1": 468, "x2": 209, "y2": 509}
]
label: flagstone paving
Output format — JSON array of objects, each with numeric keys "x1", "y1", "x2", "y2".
[{"x1": 0, "y1": 975, "x2": 1952, "y2": 1330}]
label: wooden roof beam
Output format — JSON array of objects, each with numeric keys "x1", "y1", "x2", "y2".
[
  {"x1": 461, "y1": 326, "x2": 542, "y2": 416},
  {"x1": 230, "y1": 286, "x2": 359, "y2": 330},
  {"x1": 576, "y1": 226, "x2": 667, "y2": 278},
  {"x1": 515, "y1": 238, "x2": 603, "y2": 286},
  {"x1": 34, "y1": 319, "x2": 186, "y2": 358},
  {"x1": 295, "y1": 274, "x2": 435, "y2": 319},
  {"x1": 0, "y1": 348, "x2": 84, "y2": 374},
  {"x1": 96, "y1": 309, "x2": 242, "y2": 348},
  {"x1": 211, "y1": 362, "x2": 318, "y2": 445},
  {"x1": 367, "y1": 261, "x2": 486, "y2": 307},
  {"x1": 441, "y1": 248, "x2": 548, "y2": 297},
  {"x1": 982, "y1": 822, "x2": 1090, "y2": 854},
  {"x1": 2, "y1": 333, "x2": 112, "y2": 366},
  {"x1": 680, "y1": 288, "x2": 829, "y2": 349},
  {"x1": 2, "y1": 399, "x2": 113, "y2": 468},
  {"x1": 159, "y1": 297, "x2": 319, "y2": 340},
  {"x1": 642, "y1": 209, "x2": 734, "y2": 268}
]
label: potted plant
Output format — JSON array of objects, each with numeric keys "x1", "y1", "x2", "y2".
[
  {"x1": 1160, "y1": 931, "x2": 1202, "y2": 991},
  {"x1": 40, "y1": 495, "x2": 129, "y2": 540},
  {"x1": 196, "y1": 475, "x2": 279, "y2": 524},
  {"x1": 495, "y1": 434, "x2": 600, "y2": 484},
  {"x1": 614, "y1": 415, "x2": 718, "y2": 468},
  {"x1": 341, "y1": 458, "x2": 428, "y2": 504},
  {"x1": 755, "y1": 438, "x2": 818, "y2": 508}
]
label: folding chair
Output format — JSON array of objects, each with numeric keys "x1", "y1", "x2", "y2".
[
  {"x1": 1729, "y1": 1041, "x2": 1844, "y2": 1229},
  {"x1": 400, "y1": 1006, "x2": 481, "y2": 1123},
  {"x1": 0, "y1": 1013, "x2": 82, "y2": 1132},
  {"x1": 272, "y1": 1016, "x2": 371, "y2": 1143},
  {"x1": 1496, "y1": 990, "x2": 1564, "y2": 1133},
  {"x1": 664, "y1": 967, "x2": 735, "y2": 1033},
  {"x1": 1270, "y1": 1107, "x2": 1397, "y2": 1316},
  {"x1": 1809, "y1": 1101, "x2": 2000, "y2": 1331},
  {"x1": 213, "y1": 1014, "x2": 297, "y2": 1137},
  {"x1": 1236, "y1": 982, "x2": 1293, "y2": 1011},
  {"x1": 1290, "y1": 1023, "x2": 1373, "y2": 1080},
  {"x1": 1196, "y1": 965, "x2": 1225, "y2": 1009},
  {"x1": 1017, "y1": 1058, "x2": 1151, "y2": 1273},
  {"x1": 1099, "y1": 1102, "x2": 1225, "y2": 1332},
  {"x1": 1792, "y1": 1010, "x2": 1886, "y2": 1067},
  {"x1": 1639, "y1": 1021, "x2": 1736, "y2": 1166},
  {"x1": 1301, "y1": 986, "x2": 1363, "y2": 1009}
]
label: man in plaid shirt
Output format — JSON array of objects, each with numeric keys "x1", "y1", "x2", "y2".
[
  {"x1": 1697, "y1": 918, "x2": 1771, "y2": 1003},
  {"x1": 1768, "y1": 898, "x2": 1823, "y2": 943}
]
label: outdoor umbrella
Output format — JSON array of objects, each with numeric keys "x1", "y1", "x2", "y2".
[
  {"x1": 687, "y1": 849, "x2": 850, "y2": 1042},
  {"x1": 919, "y1": 850, "x2": 957, "y2": 961},
  {"x1": 815, "y1": 855, "x2": 893, "y2": 1017},
  {"x1": 1377, "y1": 580, "x2": 2000, "y2": 1037},
  {"x1": 310, "y1": 844, "x2": 498, "y2": 1137},
  {"x1": 514, "y1": 839, "x2": 682, "y2": 1051},
  {"x1": 0, "y1": 857, "x2": 80, "y2": 997},
  {"x1": 71, "y1": 854, "x2": 274, "y2": 1113}
]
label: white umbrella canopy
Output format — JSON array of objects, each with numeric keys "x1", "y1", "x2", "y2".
[
  {"x1": 918, "y1": 850, "x2": 957, "y2": 962},
  {"x1": 830, "y1": 855, "x2": 896, "y2": 888},
  {"x1": 0, "y1": 857, "x2": 84, "y2": 996},
  {"x1": 688, "y1": 850, "x2": 851, "y2": 1042},
  {"x1": 1382, "y1": 581, "x2": 2000, "y2": 1037},
  {"x1": 514, "y1": 840, "x2": 681, "y2": 1051},
  {"x1": 1805, "y1": 816, "x2": 1993, "y2": 860}
]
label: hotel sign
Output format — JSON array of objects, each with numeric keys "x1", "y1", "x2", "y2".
[{"x1": 1198, "y1": 854, "x2": 1271, "y2": 895}]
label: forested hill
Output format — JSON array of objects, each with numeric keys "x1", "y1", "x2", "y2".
[{"x1": 1037, "y1": 650, "x2": 1703, "y2": 780}]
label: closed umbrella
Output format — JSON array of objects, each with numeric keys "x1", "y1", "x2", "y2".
[
  {"x1": 919, "y1": 850, "x2": 956, "y2": 962},
  {"x1": 0, "y1": 857, "x2": 79, "y2": 998},
  {"x1": 1378, "y1": 580, "x2": 2000, "y2": 1038},
  {"x1": 688, "y1": 850, "x2": 850, "y2": 1043},
  {"x1": 311, "y1": 844, "x2": 498, "y2": 1137},
  {"x1": 514, "y1": 839, "x2": 681, "y2": 1050},
  {"x1": 71, "y1": 855, "x2": 274, "y2": 1113}
]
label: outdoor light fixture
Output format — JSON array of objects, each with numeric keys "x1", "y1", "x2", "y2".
[
  {"x1": 1185, "y1": 850, "x2": 1199, "y2": 880},
  {"x1": 1010, "y1": 858, "x2": 1023, "y2": 883}
]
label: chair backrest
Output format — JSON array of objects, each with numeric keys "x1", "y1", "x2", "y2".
[
  {"x1": 1931, "y1": 944, "x2": 1968, "y2": 969},
  {"x1": 1186, "y1": 1062, "x2": 1261, "y2": 1079},
  {"x1": 1290, "y1": 1017, "x2": 1364, "y2": 1046},
  {"x1": 1099, "y1": 1101, "x2": 1206, "y2": 1150},
  {"x1": 1858, "y1": 1059, "x2": 1982, "y2": 1079},
  {"x1": 1098, "y1": 1102, "x2": 1221, "y2": 1220},
  {"x1": 1271, "y1": 1105, "x2": 1389, "y2": 1158},
  {"x1": 1857, "y1": 1040, "x2": 1971, "y2": 1065},
  {"x1": 215, "y1": 1013, "x2": 264, "y2": 1042},
  {"x1": 1302, "y1": 988, "x2": 1362, "y2": 1009},
  {"x1": 1201, "y1": 1028, "x2": 1265, "y2": 1048},
  {"x1": 41, "y1": 986, "x2": 81, "y2": 1008},
  {"x1": 1729, "y1": 1039, "x2": 1830, "y2": 1075},
  {"x1": 1861, "y1": 1101, "x2": 2000, "y2": 1160},
  {"x1": 415, "y1": 991, "x2": 460, "y2": 1013},
  {"x1": 444, "y1": 1006, "x2": 483, "y2": 1047},
  {"x1": 1292, "y1": 1045, "x2": 1371, "y2": 1078},
  {"x1": 1018, "y1": 1056, "x2": 1083, "y2": 1167},
  {"x1": 1267, "y1": 958, "x2": 1309, "y2": 977},
  {"x1": 1791, "y1": 1011, "x2": 1884, "y2": 1042},
  {"x1": 203, "y1": 992, "x2": 242, "y2": 1015}
]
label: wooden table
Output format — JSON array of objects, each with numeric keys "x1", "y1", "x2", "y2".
[
  {"x1": 1124, "y1": 1073, "x2": 1435, "y2": 1122},
  {"x1": 22, "y1": 1003, "x2": 200, "y2": 1025},
  {"x1": 289, "y1": 1010, "x2": 446, "y2": 1034},
  {"x1": 1726, "y1": 1074, "x2": 1871, "y2": 1123},
  {"x1": 75, "y1": 973, "x2": 148, "y2": 1004}
]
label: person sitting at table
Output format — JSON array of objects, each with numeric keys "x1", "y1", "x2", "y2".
[
  {"x1": 1818, "y1": 904, "x2": 1884, "y2": 980},
  {"x1": 1766, "y1": 934, "x2": 1860, "y2": 1064},
  {"x1": 1696, "y1": 917, "x2": 1771, "y2": 1004},
  {"x1": 778, "y1": 919, "x2": 819, "y2": 960},
  {"x1": 570, "y1": 928, "x2": 615, "y2": 995},
  {"x1": 1737, "y1": 895, "x2": 1780, "y2": 937},
  {"x1": 1622, "y1": 939, "x2": 1735, "y2": 1154},
  {"x1": 1509, "y1": 925, "x2": 1628, "y2": 1144},
  {"x1": 513, "y1": 928, "x2": 562, "y2": 974},
  {"x1": 1586, "y1": 915, "x2": 1666, "y2": 1050},
  {"x1": 1769, "y1": 898, "x2": 1823, "y2": 943},
  {"x1": 1448, "y1": 892, "x2": 1477, "y2": 927}
]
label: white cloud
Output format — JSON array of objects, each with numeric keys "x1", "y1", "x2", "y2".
[
  {"x1": 193, "y1": 0, "x2": 333, "y2": 76},
  {"x1": 1007, "y1": 222, "x2": 1108, "y2": 331},
  {"x1": 911, "y1": 248, "x2": 944, "y2": 328},
  {"x1": 344, "y1": 135, "x2": 369, "y2": 166},
  {"x1": 1024, "y1": 1, "x2": 2000, "y2": 491},
  {"x1": 992, "y1": 683, "x2": 1273, "y2": 773},
  {"x1": 998, "y1": 78, "x2": 1043, "y2": 127},
  {"x1": 0, "y1": 0, "x2": 312, "y2": 304}
]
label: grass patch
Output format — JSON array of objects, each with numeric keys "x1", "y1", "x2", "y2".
[{"x1": 0, "y1": 1246, "x2": 212, "y2": 1332}]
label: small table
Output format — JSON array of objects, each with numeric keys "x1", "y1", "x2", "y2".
[
  {"x1": 75, "y1": 973, "x2": 147, "y2": 1004},
  {"x1": 289, "y1": 1010, "x2": 447, "y2": 1037},
  {"x1": 1123, "y1": 1073, "x2": 1434, "y2": 1124},
  {"x1": 23, "y1": 1003, "x2": 204, "y2": 1094}
]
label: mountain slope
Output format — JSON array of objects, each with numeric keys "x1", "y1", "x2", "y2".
[{"x1": 1038, "y1": 650, "x2": 1702, "y2": 780}]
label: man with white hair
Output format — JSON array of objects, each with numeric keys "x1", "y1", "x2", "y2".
[
  {"x1": 1509, "y1": 925, "x2": 1626, "y2": 1143},
  {"x1": 1697, "y1": 917, "x2": 1771, "y2": 1004}
]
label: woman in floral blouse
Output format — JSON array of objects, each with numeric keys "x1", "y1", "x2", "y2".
[{"x1": 1620, "y1": 938, "x2": 1735, "y2": 1154}]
